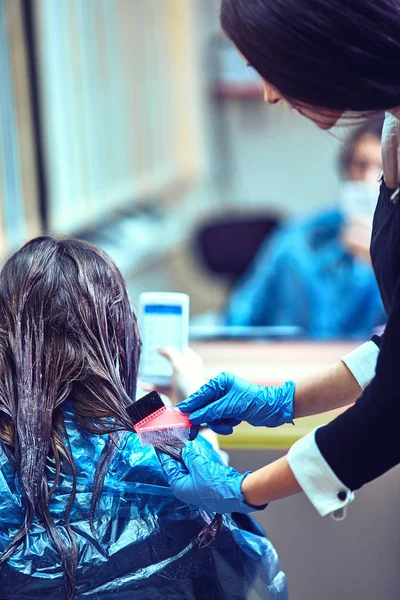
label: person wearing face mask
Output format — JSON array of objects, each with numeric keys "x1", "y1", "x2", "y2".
[
  {"x1": 226, "y1": 118, "x2": 386, "y2": 339},
  {"x1": 160, "y1": 0, "x2": 400, "y2": 527}
]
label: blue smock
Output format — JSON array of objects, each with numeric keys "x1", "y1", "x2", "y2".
[
  {"x1": 226, "y1": 210, "x2": 384, "y2": 339},
  {"x1": 0, "y1": 404, "x2": 288, "y2": 599}
]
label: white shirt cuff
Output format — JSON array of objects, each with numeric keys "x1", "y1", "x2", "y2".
[
  {"x1": 341, "y1": 340, "x2": 379, "y2": 390},
  {"x1": 287, "y1": 428, "x2": 355, "y2": 518}
]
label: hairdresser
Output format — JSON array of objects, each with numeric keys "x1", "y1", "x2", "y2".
[{"x1": 160, "y1": 0, "x2": 400, "y2": 519}]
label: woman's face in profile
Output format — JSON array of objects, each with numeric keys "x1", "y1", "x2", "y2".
[
  {"x1": 260, "y1": 80, "x2": 343, "y2": 130},
  {"x1": 239, "y1": 45, "x2": 343, "y2": 130}
]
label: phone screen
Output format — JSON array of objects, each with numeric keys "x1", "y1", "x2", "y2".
[{"x1": 141, "y1": 304, "x2": 183, "y2": 378}]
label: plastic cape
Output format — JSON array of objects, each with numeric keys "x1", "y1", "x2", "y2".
[{"x1": 0, "y1": 405, "x2": 288, "y2": 599}]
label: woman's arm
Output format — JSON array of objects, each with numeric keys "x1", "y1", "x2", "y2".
[
  {"x1": 293, "y1": 338, "x2": 380, "y2": 418},
  {"x1": 179, "y1": 338, "x2": 380, "y2": 431},
  {"x1": 163, "y1": 327, "x2": 396, "y2": 515},
  {"x1": 241, "y1": 456, "x2": 301, "y2": 506},
  {"x1": 245, "y1": 303, "x2": 397, "y2": 511},
  {"x1": 293, "y1": 360, "x2": 361, "y2": 418}
]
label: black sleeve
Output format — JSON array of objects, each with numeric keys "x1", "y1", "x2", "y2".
[
  {"x1": 315, "y1": 286, "x2": 400, "y2": 492},
  {"x1": 371, "y1": 334, "x2": 382, "y2": 348}
]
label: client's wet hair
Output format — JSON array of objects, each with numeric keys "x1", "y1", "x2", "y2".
[{"x1": 0, "y1": 236, "x2": 140, "y2": 599}]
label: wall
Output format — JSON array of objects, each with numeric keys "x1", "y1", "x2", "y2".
[
  {"x1": 197, "y1": 0, "x2": 345, "y2": 217},
  {"x1": 107, "y1": 0, "x2": 350, "y2": 315},
  {"x1": 159, "y1": 0, "x2": 348, "y2": 316},
  {"x1": 213, "y1": 101, "x2": 344, "y2": 215}
]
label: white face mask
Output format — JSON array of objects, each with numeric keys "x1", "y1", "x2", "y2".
[{"x1": 338, "y1": 180, "x2": 380, "y2": 224}]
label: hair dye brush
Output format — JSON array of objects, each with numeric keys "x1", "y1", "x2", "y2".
[
  {"x1": 127, "y1": 391, "x2": 198, "y2": 448},
  {"x1": 127, "y1": 390, "x2": 222, "y2": 549}
]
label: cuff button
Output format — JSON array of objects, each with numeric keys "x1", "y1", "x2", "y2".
[{"x1": 337, "y1": 490, "x2": 347, "y2": 502}]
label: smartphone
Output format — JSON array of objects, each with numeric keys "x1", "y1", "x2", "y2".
[{"x1": 139, "y1": 292, "x2": 190, "y2": 386}]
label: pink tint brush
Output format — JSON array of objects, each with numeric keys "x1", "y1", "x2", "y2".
[
  {"x1": 127, "y1": 391, "x2": 197, "y2": 448},
  {"x1": 127, "y1": 390, "x2": 222, "y2": 548}
]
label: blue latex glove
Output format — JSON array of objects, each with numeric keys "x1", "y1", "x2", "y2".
[
  {"x1": 178, "y1": 372, "x2": 295, "y2": 434},
  {"x1": 159, "y1": 445, "x2": 265, "y2": 514}
]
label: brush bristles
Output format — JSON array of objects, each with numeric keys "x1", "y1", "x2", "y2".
[
  {"x1": 127, "y1": 391, "x2": 165, "y2": 426},
  {"x1": 138, "y1": 427, "x2": 191, "y2": 448}
]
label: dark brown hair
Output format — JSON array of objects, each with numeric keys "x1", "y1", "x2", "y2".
[
  {"x1": 221, "y1": 0, "x2": 400, "y2": 113},
  {"x1": 0, "y1": 236, "x2": 140, "y2": 599}
]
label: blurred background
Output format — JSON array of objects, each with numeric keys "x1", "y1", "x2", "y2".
[
  {"x1": 1, "y1": 0, "x2": 385, "y2": 340},
  {"x1": 2, "y1": 2, "x2": 398, "y2": 599}
]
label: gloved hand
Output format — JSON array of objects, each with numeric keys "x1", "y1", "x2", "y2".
[
  {"x1": 178, "y1": 372, "x2": 295, "y2": 434},
  {"x1": 159, "y1": 445, "x2": 266, "y2": 514}
]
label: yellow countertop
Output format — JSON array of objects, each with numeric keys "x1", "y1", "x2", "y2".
[{"x1": 216, "y1": 410, "x2": 346, "y2": 450}]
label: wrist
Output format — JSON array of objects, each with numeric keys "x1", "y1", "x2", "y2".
[
  {"x1": 280, "y1": 380, "x2": 296, "y2": 424},
  {"x1": 262, "y1": 380, "x2": 295, "y2": 427},
  {"x1": 240, "y1": 471, "x2": 267, "y2": 508},
  {"x1": 240, "y1": 457, "x2": 301, "y2": 506},
  {"x1": 240, "y1": 472, "x2": 253, "y2": 504}
]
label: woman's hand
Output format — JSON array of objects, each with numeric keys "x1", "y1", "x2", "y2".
[
  {"x1": 177, "y1": 372, "x2": 295, "y2": 434},
  {"x1": 140, "y1": 346, "x2": 204, "y2": 405},
  {"x1": 159, "y1": 445, "x2": 265, "y2": 514}
]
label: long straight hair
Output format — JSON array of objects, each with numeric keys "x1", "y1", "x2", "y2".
[
  {"x1": 221, "y1": 0, "x2": 400, "y2": 112},
  {"x1": 0, "y1": 236, "x2": 140, "y2": 599}
]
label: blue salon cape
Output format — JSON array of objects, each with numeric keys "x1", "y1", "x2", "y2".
[
  {"x1": 227, "y1": 210, "x2": 384, "y2": 339},
  {"x1": 0, "y1": 405, "x2": 287, "y2": 599}
]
